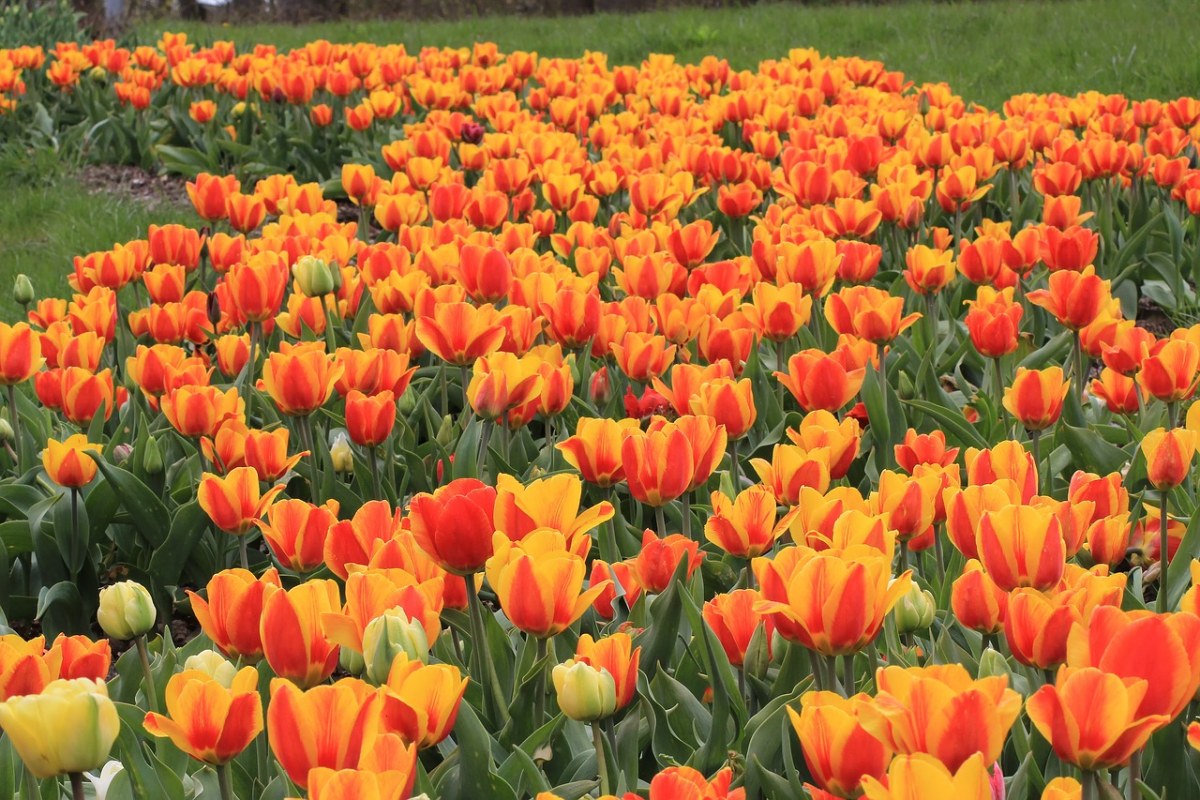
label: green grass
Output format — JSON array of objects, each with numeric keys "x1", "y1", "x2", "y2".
[
  {"x1": 139, "y1": 0, "x2": 1200, "y2": 108},
  {"x1": 0, "y1": 148, "x2": 192, "y2": 319}
]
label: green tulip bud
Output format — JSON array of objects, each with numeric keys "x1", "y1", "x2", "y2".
[
  {"x1": 893, "y1": 582, "x2": 936, "y2": 634},
  {"x1": 977, "y1": 647, "x2": 1011, "y2": 681},
  {"x1": 340, "y1": 646, "x2": 365, "y2": 677},
  {"x1": 0, "y1": 418, "x2": 13, "y2": 445},
  {"x1": 362, "y1": 609, "x2": 430, "y2": 685},
  {"x1": 292, "y1": 255, "x2": 337, "y2": 298},
  {"x1": 183, "y1": 651, "x2": 237, "y2": 687},
  {"x1": 13, "y1": 275, "x2": 34, "y2": 306},
  {"x1": 552, "y1": 660, "x2": 616, "y2": 722},
  {"x1": 142, "y1": 436, "x2": 163, "y2": 475},
  {"x1": 743, "y1": 621, "x2": 772, "y2": 682},
  {"x1": 397, "y1": 387, "x2": 417, "y2": 416},
  {"x1": 897, "y1": 370, "x2": 916, "y2": 400},
  {"x1": 435, "y1": 414, "x2": 455, "y2": 449},
  {"x1": 96, "y1": 581, "x2": 156, "y2": 640}
]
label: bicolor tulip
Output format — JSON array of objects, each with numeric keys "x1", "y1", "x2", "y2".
[
  {"x1": 0, "y1": 322, "x2": 43, "y2": 385},
  {"x1": 775, "y1": 349, "x2": 865, "y2": 412},
  {"x1": 860, "y1": 753, "x2": 991, "y2": 800},
  {"x1": 188, "y1": 568, "x2": 283, "y2": 663},
  {"x1": 407, "y1": 478, "x2": 497, "y2": 576},
  {"x1": 951, "y1": 560, "x2": 1008, "y2": 634},
  {"x1": 705, "y1": 485, "x2": 796, "y2": 559},
  {"x1": 633, "y1": 529, "x2": 703, "y2": 593},
  {"x1": 257, "y1": 499, "x2": 340, "y2": 574},
  {"x1": 485, "y1": 530, "x2": 607, "y2": 637},
  {"x1": 261, "y1": 344, "x2": 344, "y2": 416},
  {"x1": 198, "y1": 467, "x2": 285, "y2": 535},
  {"x1": 703, "y1": 589, "x2": 773, "y2": 668},
  {"x1": 143, "y1": 666, "x2": 263, "y2": 764},
  {"x1": 621, "y1": 425, "x2": 694, "y2": 507},
  {"x1": 787, "y1": 691, "x2": 892, "y2": 798},
  {"x1": 266, "y1": 678, "x2": 380, "y2": 788},
  {"x1": 414, "y1": 301, "x2": 504, "y2": 366},
  {"x1": 377, "y1": 654, "x2": 467, "y2": 748},
  {"x1": 825, "y1": 285, "x2": 921, "y2": 343},
  {"x1": 557, "y1": 417, "x2": 641, "y2": 488},
  {"x1": 345, "y1": 390, "x2": 396, "y2": 447},
  {"x1": 750, "y1": 444, "x2": 833, "y2": 506},
  {"x1": 977, "y1": 503, "x2": 1065, "y2": 591},
  {"x1": 42, "y1": 434, "x2": 100, "y2": 488},
  {"x1": 1026, "y1": 265, "x2": 1110, "y2": 330},
  {"x1": 1003, "y1": 366, "x2": 1069, "y2": 431},
  {"x1": 260, "y1": 580, "x2": 342, "y2": 688},
  {"x1": 574, "y1": 633, "x2": 640, "y2": 711},
  {"x1": 1142, "y1": 427, "x2": 1199, "y2": 489}
]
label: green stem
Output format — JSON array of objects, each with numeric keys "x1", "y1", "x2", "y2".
[
  {"x1": 135, "y1": 634, "x2": 160, "y2": 714},
  {"x1": 1082, "y1": 770, "x2": 1099, "y2": 800},
  {"x1": 238, "y1": 534, "x2": 249, "y2": 571},
  {"x1": 993, "y1": 357, "x2": 1007, "y2": 433},
  {"x1": 841, "y1": 653, "x2": 854, "y2": 697},
  {"x1": 467, "y1": 582, "x2": 511, "y2": 727},
  {"x1": 730, "y1": 437, "x2": 741, "y2": 491},
  {"x1": 217, "y1": 762, "x2": 234, "y2": 800},
  {"x1": 7, "y1": 384, "x2": 21, "y2": 473},
  {"x1": 534, "y1": 636, "x2": 549, "y2": 729},
  {"x1": 69, "y1": 488, "x2": 80, "y2": 582},
  {"x1": 592, "y1": 722, "x2": 610, "y2": 796},
  {"x1": 368, "y1": 446, "x2": 382, "y2": 501},
  {"x1": 811, "y1": 649, "x2": 825, "y2": 691},
  {"x1": 322, "y1": 294, "x2": 338, "y2": 353},
  {"x1": 775, "y1": 338, "x2": 787, "y2": 410},
  {"x1": 21, "y1": 766, "x2": 36, "y2": 800},
  {"x1": 1073, "y1": 333, "x2": 1087, "y2": 409},
  {"x1": 70, "y1": 773, "x2": 84, "y2": 800},
  {"x1": 1128, "y1": 749, "x2": 1142, "y2": 800},
  {"x1": 655, "y1": 504, "x2": 667, "y2": 539},
  {"x1": 1030, "y1": 429, "x2": 1042, "y2": 495},
  {"x1": 1158, "y1": 489, "x2": 1172, "y2": 613},
  {"x1": 681, "y1": 492, "x2": 691, "y2": 539}
]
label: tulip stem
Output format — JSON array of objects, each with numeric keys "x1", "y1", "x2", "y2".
[
  {"x1": 6, "y1": 384, "x2": 21, "y2": 473},
  {"x1": 775, "y1": 338, "x2": 787, "y2": 410},
  {"x1": 69, "y1": 773, "x2": 84, "y2": 800},
  {"x1": 21, "y1": 766, "x2": 36, "y2": 800},
  {"x1": 216, "y1": 762, "x2": 234, "y2": 800},
  {"x1": 730, "y1": 438, "x2": 741, "y2": 491},
  {"x1": 810, "y1": 650, "x2": 825, "y2": 691},
  {"x1": 1073, "y1": 333, "x2": 1087, "y2": 409},
  {"x1": 592, "y1": 722, "x2": 611, "y2": 796},
  {"x1": 534, "y1": 636, "x2": 549, "y2": 729},
  {"x1": 842, "y1": 654, "x2": 854, "y2": 696},
  {"x1": 992, "y1": 357, "x2": 1007, "y2": 433},
  {"x1": 1082, "y1": 770, "x2": 1099, "y2": 800},
  {"x1": 681, "y1": 492, "x2": 691, "y2": 539},
  {"x1": 1029, "y1": 429, "x2": 1042, "y2": 495},
  {"x1": 467, "y1": 583, "x2": 510, "y2": 727},
  {"x1": 238, "y1": 534, "x2": 250, "y2": 571},
  {"x1": 1158, "y1": 491, "x2": 1171, "y2": 613},
  {"x1": 135, "y1": 634, "x2": 160, "y2": 714},
  {"x1": 655, "y1": 505, "x2": 667, "y2": 539},
  {"x1": 1128, "y1": 749, "x2": 1143, "y2": 800},
  {"x1": 69, "y1": 487, "x2": 80, "y2": 581}
]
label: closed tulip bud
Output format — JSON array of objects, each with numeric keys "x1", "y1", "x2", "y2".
[
  {"x1": 977, "y1": 648, "x2": 1011, "y2": 681},
  {"x1": 362, "y1": 609, "x2": 430, "y2": 685},
  {"x1": 893, "y1": 582, "x2": 936, "y2": 633},
  {"x1": 330, "y1": 434, "x2": 354, "y2": 474},
  {"x1": 291, "y1": 256, "x2": 335, "y2": 298},
  {"x1": 0, "y1": 678, "x2": 119, "y2": 778},
  {"x1": 142, "y1": 435, "x2": 163, "y2": 475},
  {"x1": 339, "y1": 647, "x2": 365, "y2": 677},
  {"x1": 0, "y1": 419, "x2": 12, "y2": 444},
  {"x1": 743, "y1": 620, "x2": 772, "y2": 681},
  {"x1": 13, "y1": 275, "x2": 33, "y2": 306},
  {"x1": 97, "y1": 581, "x2": 156, "y2": 640},
  {"x1": 182, "y1": 651, "x2": 238, "y2": 687},
  {"x1": 435, "y1": 414, "x2": 455, "y2": 448},
  {"x1": 552, "y1": 660, "x2": 616, "y2": 722}
]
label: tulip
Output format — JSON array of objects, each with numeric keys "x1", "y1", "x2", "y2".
[
  {"x1": 320, "y1": 570, "x2": 443, "y2": 669},
  {"x1": 689, "y1": 378, "x2": 756, "y2": 440},
  {"x1": 557, "y1": 417, "x2": 641, "y2": 489},
  {"x1": 376, "y1": 654, "x2": 467, "y2": 749},
  {"x1": 162, "y1": 385, "x2": 246, "y2": 439},
  {"x1": 775, "y1": 349, "x2": 866, "y2": 412},
  {"x1": 754, "y1": 544, "x2": 912, "y2": 657},
  {"x1": 361, "y1": 609, "x2": 431, "y2": 685},
  {"x1": 188, "y1": 568, "x2": 282, "y2": 663},
  {"x1": 951, "y1": 560, "x2": 1007, "y2": 634},
  {"x1": 97, "y1": 581, "x2": 155, "y2": 641},
  {"x1": 414, "y1": 302, "x2": 504, "y2": 366},
  {"x1": 261, "y1": 344, "x2": 344, "y2": 417},
  {"x1": 861, "y1": 753, "x2": 991, "y2": 800},
  {"x1": 1142, "y1": 426, "x2": 1199, "y2": 489},
  {"x1": 703, "y1": 589, "x2": 774, "y2": 668},
  {"x1": 552, "y1": 660, "x2": 616, "y2": 722},
  {"x1": 485, "y1": 530, "x2": 607, "y2": 638},
  {"x1": 1027, "y1": 666, "x2": 1168, "y2": 771},
  {"x1": 1003, "y1": 571, "x2": 1124, "y2": 670},
  {"x1": 493, "y1": 473, "x2": 613, "y2": 550},
  {"x1": 260, "y1": 580, "x2": 342, "y2": 688},
  {"x1": 750, "y1": 444, "x2": 833, "y2": 506},
  {"x1": 322, "y1": 501, "x2": 405, "y2": 581},
  {"x1": 622, "y1": 425, "x2": 694, "y2": 508},
  {"x1": 633, "y1": 529, "x2": 703, "y2": 593},
  {"x1": 0, "y1": 678, "x2": 119, "y2": 780},
  {"x1": 244, "y1": 428, "x2": 306, "y2": 483},
  {"x1": 787, "y1": 691, "x2": 892, "y2": 798},
  {"x1": 965, "y1": 287, "x2": 1022, "y2": 358},
  {"x1": 892, "y1": 583, "x2": 936, "y2": 633},
  {"x1": 0, "y1": 635, "x2": 56, "y2": 700},
  {"x1": 407, "y1": 478, "x2": 497, "y2": 576},
  {"x1": 48, "y1": 635, "x2": 110, "y2": 682},
  {"x1": 257, "y1": 499, "x2": 340, "y2": 574},
  {"x1": 858, "y1": 664, "x2": 1022, "y2": 770},
  {"x1": 199, "y1": 467, "x2": 285, "y2": 539},
  {"x1": 267, "y1": 678, "x2": 380, "y2": 788},
  {"x1": 704, "y1": 486, "x2": 794, "y2": 559},
  {"x1": 182, "y1": 651, "x2": 238, "y2": 685},
  {"x1": 647, "y1": 766, "x2": 741, "y2": 800},
  {"x1": 143, "y1": 667, "x2": 262, "y2": 765},
  {"x1": 42, "y1": 435, "x2": 100, "y2": 488},
  {"x1": 303, "y1": 766, "x2": 417, "y2": 800},
  {"x1": 871, "y1": 469, "x2": 941, "y2": 545},
  {"x1": 0, "y1": 322, "x2": 43, "y2": 385},
  {"x1": 1027, "y1": 265, "x2": 1111, "y2": 331},
  {"x1": 1003, "y1": 367, "x2": 1069, "y2": 431},
  {"x1": 1042, "y1": 777, "x2": 1083, "y2": 800},
  {"x1": 825, "y1": 285, "x2": 922, "y2": 344},
  {"x1": 894, "y1": 428, "x2": 959, "y2": 474},
  {"x1": 977, "y1": 504, "x2": 1065, "y2": 591},
  {"x1": 59, "y1": 367, "x2": 115, "y2": 426},
  {"x1": 1139, "y1": 337, "x2": 1200, "y2": 404},
  {"x1": 574, "y1": 633, "x2": 640, "y2": 711},
  {"x1": 466, "y1": 351, "x2": 544, "y2": 420},
  {"x1": 964, "y1": 441, "x2": 1038, "y2": 503}
]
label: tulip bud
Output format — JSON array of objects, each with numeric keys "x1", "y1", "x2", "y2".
[
  {"x1": 893, "y1": 582, "x2": 936, "y2": 633},
  {"x1": 362, "y1": 608, "x2": 431, "y2": 685},
  {"x1": 13, "y1": 275, "x2": 33, "y2": 306},
  {"x1": 206, "y1": 292, "x2": 222, "y2": 326},
  {"x1": 142, "y1": 436, "x2": 163, "y2": 475},
  {"x1": 435, "y1": 414, "x2": 455, "y2": 448},
  {"x1": 397, "y1": 387, "x2": 417, "y2": 415},
  {"x1": 183, "y1": 651, "x2": 238, "y2": 687},
  {"x1": 97, "y1": 581, "x2": 156, "y2": 640},
  {"x1": 977, "y1": 647, "x2": 1011, "y2": 681},
  {"x1": 743, "y1": 621, "x2": 772, "y2": 681},
  {"x1": 339, "y1": 646, "x2": 364, "y2": 677},
  {"x1": 232, "y1": 101, "x2": 248, "y2": 117},
  {"x1": 110, "y1": 443, "x2": 133, "y2": 465},
  {"x1": 0, "y1": 678, "x2": 119, "y2": 779},
  {"x1": 89, "y1": 66, "x2": 106, "y2": 81},
  {"x1": 0, "y1": 418, "x2": 12, "y2": 445},
  {"x1": 292, "y1": 255, "x2": 338, "y2": 298},
  {"x1": 897, "y1": 370, "x2": 915, "y2": 400},
  {"x1": 589, "y1": 366, "x2": 611, "y2": 406},
  {"x1": 330, "y1": 433, "x2": 353, "y2": 473},
  {"x1": 552, "y1": 660, "x2": 617, "y2": 722}
]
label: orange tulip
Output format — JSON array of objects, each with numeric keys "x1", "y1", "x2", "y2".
[
  {"x1": 894, "y1": 429, "x2": 959, "y2": 474},
  {"x1": 244, "y1": 428, "x2": 307, "y2": 483},
  {"x1": 0, "y1": 635, "x2": 57, "y2": 700},
  {"x1": 188, "y1": 568, "x2": 283, "y2": 663},
  {"x1": 257, "y1": 499, "x2": 340, "y2": 574},
  {"x1": 871, "y1": 469, "x2": 941, "y2": 543},
  {"x1": 860, "y1": 753, "x2": 991, "y2": 800},
  {"x1": 689, "y1": 378, "x2": 756, "y2": 440},
  {"x1": 787, "y1": 411, "x2": 862, "y2": 480},
  {"x1": 1004, "y1": 569, "x2": 1125, "y2": 669},
  {"x1": 965, "y1": 286, "x2": 1023, "y2": 358},
  {"x1": 466, "y1": 352, "x2": 544, "y2": 420},
  {"x1": 59, "y1": 366, "x2": 115, "y2": 425},
  {"x1": 376, "y1": 654, "x2": 468, "y2": 749},
  {"x1": 825, "y1": 285, "x2": 921, "y2": 343},
  {"x1": 775, "y1": 349, "x2": 866, "y2": 412},
  {"x1": 198, "y1": 467, "x2": 284, "y2": 535},
  {"x1": 143, "y1": 666, "x2": 263, "y2": 764},
  {"x1": 1027, "y1": 667, "x2": 1169, "y2": 771},
  {"x1": 46, "y1": 635, "x2": 109, "y2": 682},
  {"x1": 557, "y1": 417, "x2": 641, "y2": 488},
  {"x1": 787, "y1": 691, "x2": 892, "y2": 798},
  {"x1": 42, "y1": 434, "x2": 100, "y2": 489},
  {"x1": 1090, "y1": 367, "x2": 1139, "y2": 414},
  {"x1": 611, "y1": 331, "x2": 677, "y2": 384},
  {"x1": 225, "y1": 256, "x2": 289, "y2": 323},
  {"x1": 750, "y1": 444, "x2": 833, "y2": 506},
  {"x1": 304, "y1": 765, "x2": 416, "y2": 800},
  {"x1": 1142, "y1": 427, "x2": 1199, "y2": 489},
  {"x1": 903, "y1": 245, "x2": 956, "y2": 295},
  {"x1": 858, "y1": 664, "x2": 1021, "y2": 771},
  {"x1": 964, "y1": 440, "x2": 1038, "y2": 503},
  {"x1": 260, "y1": 580, "x2": 342, "y2": 688},
  {"x1": 162, "y1": 385, "x2": 245, "y2": 439},
  {"x1": 261, "y1": 343, "x2": 343, "y2": 416},
  {"x1": 267, "y1": 677, "x2": 379, "y2": 788},
  {"x1": 704, "y1": 486, "x2": 795, "y2": 559},
  {"x1": 1027, "y1": 265, "x2": 1111, "y2": 331},
  {"x1": 633, "y1": 529, "x2": 703, "y2": 593},
  {"x1": 655, "y1": 414, "x2": 729, "y2": 492},
  {"x1": 977, "y1": 503, "x2": 1065, "y2": 591},
  {"x1": 1003, "y1": 366, "x2": 1069, "y2": 431},
  {"x1": 485, "y1": 530, "x2": 607, "y2": 638},
  {"x1": 323, "y1": 500, "x2": 405, "y2": 581},
  {"x1": 0, "y1": 323, "x2": 44, "y2": 385},
  {"x1": 574, "y1": 633, "x2": 640, "y2": 711},
  {"x1": 651, "y1": 362, "x2": 736, "y2": 417},
  {"x1": 493, "y1": 473, "x2": 613, "y2": 549},
  {"x1": 414, "y1": 302, "x2": 504, "y2": 366},
  {"x1": 407, "y1": 478, "x2": 497, "y2": 575},
  {"x1": 621, "y1": 426, "x2": 694, "y2": 507},
  {"x1": 702, "y1": 589, "x2": 774, "y2": 668},
  {"x1": 951, "y1": 559, "x2": 1007, "y2": 634},
  {"x1": 345, "y1": 390, "x2": 396, "y2": 448},
  {"x1": 747, "y1": 283, "x2": 812, "y2": 342},
  {"x1": 754, "y1": 544, "x2": 911, "y2": 656}
]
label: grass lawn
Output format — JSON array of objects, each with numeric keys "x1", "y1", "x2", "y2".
[{"x1": 4, "y1": 0, "x2": 1199, "y2": 317}]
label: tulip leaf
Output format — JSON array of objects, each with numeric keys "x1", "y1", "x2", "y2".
[
  {"x1": 547, "y1": 779, "x2": 601, "y2": 800},
  {"x1": 634, "y1": 556, "x2": 690, "y2": 675},
  {"x1": 448, "y1": 698, "x2": 515, "y2": 800},
  {"x1": 0, "y1": 483, "x2": 46, "y2": 518},
  {"x1": 89, "y1": 455, "x2": 170, "y2": 548},
  {"x1": 901, "y1": 398, "x2": 988, "y2": 450},
  {"x1": 1058, "y1": 423, "x2": 1131, "y2": 475},
  {"x1": 679, "y1": 583, "x2": 747, "y2": 770},
  {"x1": 1167, "y1": 510, "x2": 1200, "y2": 610},
  {"x1": 1018, "y1": 330, "x2": 1073, "y2": 370},
  {"x1": 147, "y1": 500, "x2": 209, "y2": 592},
  {"x1": 113, "y1": 702, "x2": 185, "y2": 800},
  {"x1": 0, "y1": 520, "x2": 31, "y2": 556},
  {"x1": 742, "y1": 688, "x2": 804, "y2": 799},
  {"x1": 497, "y1": 713, "x2": 563, "y2": 793}
]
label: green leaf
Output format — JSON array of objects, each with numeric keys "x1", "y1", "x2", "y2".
[
  {"x1": 902, "y1": 398, "x2": 987, "y2": 450},
  {"x1": 90, "y1": 455, "x2": 170, "y2": 548}
]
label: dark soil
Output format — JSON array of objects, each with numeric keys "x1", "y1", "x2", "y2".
[{"x1": 78, "y1": 164, "x2": 189, "y2": 210}]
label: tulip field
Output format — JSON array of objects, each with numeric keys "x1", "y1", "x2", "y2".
[{"x1": 5, "y1": 21, "x2": 1200, "y2": 800}]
